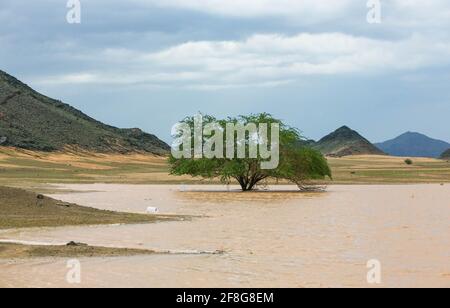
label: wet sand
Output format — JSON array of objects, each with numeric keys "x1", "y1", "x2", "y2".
[{"x1": 0, "y1": 184, "x2": 449, "y2": 288}]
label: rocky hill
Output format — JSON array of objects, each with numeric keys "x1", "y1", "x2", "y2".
[
  {"x1": 440, "y1": 149, "x2": 450, "y2": 159},
  {"x1": 0, "y1": 70, "x2": 169, "y2": 154},
  {"x1": 313, "y1": 126, "x2": 385, "y2": 157}
]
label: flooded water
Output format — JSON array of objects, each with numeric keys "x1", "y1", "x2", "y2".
[{"x1": 0, "y1": 184, "x2": 449, "y2": 288}]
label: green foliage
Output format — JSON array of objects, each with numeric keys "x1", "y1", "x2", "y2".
[
  {"x1": 404, "y1": 159, "x2": 413, "y2": 165},
  {"x1": 169, "y1": 113, "x2": 332, "y2": 191}
]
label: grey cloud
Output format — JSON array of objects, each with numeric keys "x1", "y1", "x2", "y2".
[{"x1": 1, "y1": 0, "x2": 449, "y2": 143}]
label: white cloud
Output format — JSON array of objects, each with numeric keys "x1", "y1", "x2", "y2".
[{"x1": 33, "y1": 32, "x2": 450, "y2": 90}]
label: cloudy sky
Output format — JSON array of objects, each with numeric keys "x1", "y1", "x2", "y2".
[{"x1": 1, "y1": 0, "x2": 449, "y2": 143}]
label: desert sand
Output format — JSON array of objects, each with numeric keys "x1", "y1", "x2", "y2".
[{"x1": 1, "y1": 147, "x2": 450, "y2": 187}]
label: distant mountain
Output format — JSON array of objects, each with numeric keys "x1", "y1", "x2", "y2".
[
  {"x1": 0, "y1": 70, "x2": 169, "y2": 154},
  {"x1": 313, "y1": 126, "x2": 385, "y2": 157},
  {"x1": 375, "y1": 132, "x2": 450, "y2": 158},
  {"x1": 440, "y1": 149, "x2": 450, "y2": 159}
]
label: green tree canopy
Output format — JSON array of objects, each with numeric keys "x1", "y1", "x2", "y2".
[{"x1": 169, "y1": 113, "x2": 331, "y2": 191}]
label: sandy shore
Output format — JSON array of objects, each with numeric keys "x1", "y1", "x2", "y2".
[{"x1": 0, "y1": 186, "x2": 187, "y2": 230}]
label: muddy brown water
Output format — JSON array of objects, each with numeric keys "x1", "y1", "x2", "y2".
[{"x1": 0, "y1": 184, "x2": 449, "y2": 288}]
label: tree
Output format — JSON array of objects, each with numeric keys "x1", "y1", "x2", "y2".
[{"x1": 169, "y1": 113, "x2": 332, "y2": 191}]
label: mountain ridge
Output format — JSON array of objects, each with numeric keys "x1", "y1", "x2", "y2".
[
  {"x1": 0, "y1": 70, "x2": 169, "y2": 154},
  {"x1": 375, "y1": 132, "x2": 450, "y2": 158}
]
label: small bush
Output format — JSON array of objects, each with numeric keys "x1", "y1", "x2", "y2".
[{"x1": 404, "y1": 159, "x2": 413, "y2": 165}]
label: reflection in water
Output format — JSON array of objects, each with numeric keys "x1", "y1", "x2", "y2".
[
  {"x1": 0, "y1": 184, "x2": 449, "y2": 288},
  {"x1": 179, "y1": 189, "x2": 326, "y2": 205}
]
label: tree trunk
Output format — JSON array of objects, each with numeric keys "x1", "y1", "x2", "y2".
[{"x1": 236, "y1": 174, "x2": 266, "y2": 191}]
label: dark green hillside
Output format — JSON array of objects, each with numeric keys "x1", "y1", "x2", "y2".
[{"x1": 0, "y1": 70, "x2": 169, "y2": 154}]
